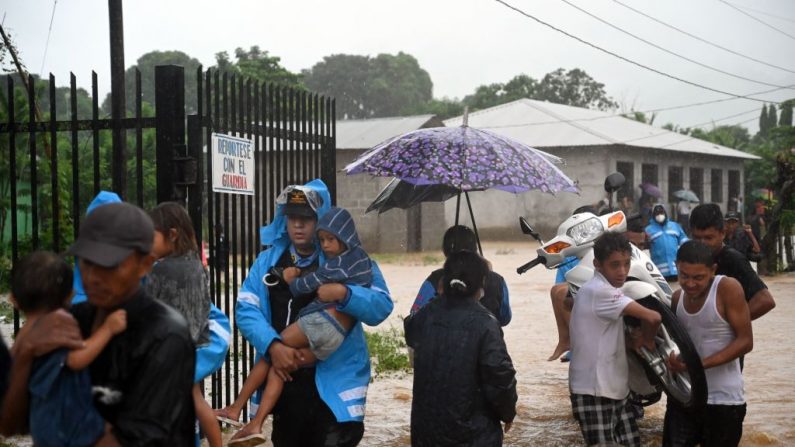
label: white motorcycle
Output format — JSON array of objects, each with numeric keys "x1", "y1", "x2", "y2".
[{"x1": 517, "y1": 173, "x2": 707, "y2": 410}]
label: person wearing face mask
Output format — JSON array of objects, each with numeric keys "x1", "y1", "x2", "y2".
[{"x1": 645, "y1": 204, "x2": 689, "y2": 281}]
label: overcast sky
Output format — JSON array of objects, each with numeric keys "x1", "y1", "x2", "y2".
[{"x1": 3, "y1": 0, "x2": 795, "y2": 133}]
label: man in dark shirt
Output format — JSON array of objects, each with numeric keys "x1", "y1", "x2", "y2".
[
  {"x1": 724, "y1": 211, "x2": 762, "y2": 262},
  {"x1": 689, "y1": 204, "x2": 775, "y2": 321},
  {"x1": 67, "y1": 202, "x2": 195, "y2": 446}
]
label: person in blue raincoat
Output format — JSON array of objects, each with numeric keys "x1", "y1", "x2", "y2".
[
  {"x1": 645, "y1": 204, "x2": 689, "y2": 281},
  {"x1": 234, "y1": 179, "x2": 393, "y2": 447}
]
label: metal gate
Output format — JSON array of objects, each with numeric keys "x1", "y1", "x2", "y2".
[
  {"x1": 1, "y1": 64, "x2": 337, "y2": 415},
  {"x1": 160, "y1": 66, "x2": 337, "y2": 411}
]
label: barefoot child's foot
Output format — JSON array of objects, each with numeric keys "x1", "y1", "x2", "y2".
[{"x1": 213, "y1": 406, "x2": 242, "y2": 427}]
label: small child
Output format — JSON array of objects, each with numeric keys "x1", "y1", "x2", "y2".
[
  {"x1": 568, "y1": 233, "x2": 661, "y2": 447},
  {"x1": 146, "y1": 202, "x2": 220, "y2": 447},
  {"x1": 10, "y1": 251, "x2": 127, "y2": 447},
  {"x1": 217, "y1": 206, "x2": 371, "y2": 445}
]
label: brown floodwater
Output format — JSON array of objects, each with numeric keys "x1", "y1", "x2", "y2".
[{"x1": 358, "y1": 242, "x2": 795, "y2": 447}]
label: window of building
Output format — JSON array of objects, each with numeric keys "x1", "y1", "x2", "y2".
[
  {"x1": 642, "y1": 163, "x2": 658, "y2": 187},
  {"x1": 711, "y1": 169, "x2": 723, "y2": 204},
  {"x1": 668, "y1": 166, "x2": 683, "y2": 202},
  {"x1": 616, "y1": 161, "x2": 634, "y2": 201},
  {"x1": 690, "y1": 168, "x2": 704, "y2": 202}
]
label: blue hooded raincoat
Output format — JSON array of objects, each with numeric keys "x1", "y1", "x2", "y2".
[
  {"x1": 645, "y1": 205, "x2": 689, "y2": 277},
  {"x1": 235, "y1": 179, "x2": 393, "y2": 422}
]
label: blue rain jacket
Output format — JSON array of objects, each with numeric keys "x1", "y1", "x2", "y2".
[
  {"x1": 235, "y1": 179, "x2": 393, "y2": 422},
  {"x1": 194, "y1": 303, "x2": 230, "y2": 382},
  {"x1": 71, "y1": 191, "x2": 122, "y2": 305},
  {"x1": 645, "y1": 219, "x2": 689, "y2": 277}
]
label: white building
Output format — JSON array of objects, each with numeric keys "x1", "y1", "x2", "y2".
[{"x1": 443, "y1": 99, "x2": 759, "y2": 237}]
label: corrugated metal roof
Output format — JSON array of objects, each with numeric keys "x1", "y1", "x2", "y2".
[
  {"x1": 444, "y1": 99, "x2": 758, "y2": 160},
  {"x1": 336, "y1": 115, "x2": 438, "y2": 149}
]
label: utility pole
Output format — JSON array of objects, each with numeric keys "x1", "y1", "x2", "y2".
[{"x1": 109, "y1": 0, "x2": 127, "y2": 198}]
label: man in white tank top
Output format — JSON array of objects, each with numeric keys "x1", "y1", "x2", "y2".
[{"x1": 663, "y1": 240, "x2": 753, "y2": 447}]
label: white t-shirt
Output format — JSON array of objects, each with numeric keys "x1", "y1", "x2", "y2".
[{"x1": 569, "y1": 272, "x2": 635, "y2": 400}]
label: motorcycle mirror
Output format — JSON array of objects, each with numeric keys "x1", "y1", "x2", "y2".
[
  {"x1": 519, "y1": 217, "x2": 542, "y2": 242},
  {"x1": 604, "y1": 172, "x2": 626, "y2": 194}
]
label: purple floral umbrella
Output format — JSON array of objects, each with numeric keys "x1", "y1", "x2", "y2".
[
  {"x1": 344, "y1": 125, "x2": 579, "y2": 195},
  {"x1": 345, "y1": 123, "x2": 579, "y2": 252}
]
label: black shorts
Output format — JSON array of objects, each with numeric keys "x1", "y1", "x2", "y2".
[
  {"x1": 663, "y1": 400, "x2": 746, "y2": 447},
  {"x1": 570, "y1": 393, "x2": 641, "y2": 446}
]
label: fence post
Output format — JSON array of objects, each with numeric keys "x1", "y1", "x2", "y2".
[
  {"x1": 186, "y1": 114, "x2": 203, "y2": 245},
  {"x1": 155, "y1": 65, "x2": 186, "y2": 204}
]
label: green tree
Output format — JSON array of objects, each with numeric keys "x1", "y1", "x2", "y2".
[
  {"x1": 213, "y1": 46, "x2": 303, "y2": 90},
  {"x1": 689, "y1": 125, "x2": 751, "y2": 150},
  {"x1": 625, "y1": 111, "x2": 656, "y2": 125},
  {"x1": 535, "y1": 68, "x2": 617, "y2": 110},
  {"x1": 780, "y1": 99, "x2": 794, "y2": 127},
  {"x1": 303, "y1": 52, "x2": 432, "y2": 119},
  {"x1": 415, "y1": 97, "x2": 465, "y2": 120},
  {"x1": 459, "y1": 68, "x2": 617, "y2": 113},
  {"x1": 767, "y1": 104, "x2": 778, "y2": 130},
  {"x1": 461, "y1": 74, "x2": 538, "y2": 111},
  {"x1": 101, "y1": 50, "x2": 202, "y2": 115},
  {"x1": 759, "y1": 105, "x2": 769, "y2": 136}
]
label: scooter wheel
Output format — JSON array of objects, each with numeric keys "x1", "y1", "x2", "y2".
[{"x1": 631, "y1": 297, "x2": 708, "y2": 410}]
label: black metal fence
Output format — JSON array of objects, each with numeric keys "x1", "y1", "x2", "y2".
[
  {"x1": 1, "y1": 65, "x2": 337, "y2": 415},
  {"x1": 186, "y1": 67, "x2": 337, "y2": 411},
  {"x1": 0, "y1": 69, "x2": 155, "y2": 332}
]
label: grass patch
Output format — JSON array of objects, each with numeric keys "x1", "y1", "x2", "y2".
[
  {"x1": 365, "y1": 327, "x2": 410, "y2": 377},
  {"x1": 371, "y1": 252, "x2": 444, "y2": 266},
  {"x1": 0, "y1": 301, "x2": 15, "y2": 322}
]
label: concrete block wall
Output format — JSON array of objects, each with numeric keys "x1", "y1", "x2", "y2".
[{"x1": 335, "y1": 149, "x2": 444, "y2": 253}]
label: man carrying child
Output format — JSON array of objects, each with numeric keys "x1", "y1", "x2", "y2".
[{"x1": 68, "y1": 202, "x2": 196, "y2": 445}]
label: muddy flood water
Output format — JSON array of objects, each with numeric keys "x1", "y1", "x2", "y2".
[
  {"x1": 2, "y1": 241, "x2": 792, "y2": 447},
  {"x1": 358, "y1": 241, "x2": 795, "y2": 447}
]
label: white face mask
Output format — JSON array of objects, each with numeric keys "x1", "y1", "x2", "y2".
[{"x1": 655, "y1": 215, "x2": 666, "y2": 224}]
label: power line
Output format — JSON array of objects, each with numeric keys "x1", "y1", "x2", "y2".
[
  {"x1": 718, "y1": 0, "x2": 795, "y2": 42},
  {"x1": 39, "y1": 0, "x2": 58, "y2": 77},
  {"x1": 479, "y1": 89, "x2": 788, "y2": 130},
  {"x1": 560, "y1": 0, "x2": 794, "y2": 90},
  {"x1": 611, "y1": 0, "x2": 795, "y2": 75},
  {"x1": 725, "y1": 1, "x2": 795, "y2": 25},
  {"x1": 684, "y1": 106, "x2": 761, "y2": 128},
  {"x1": 494, "y1": 0, "x2": 784, "y2": 103}
]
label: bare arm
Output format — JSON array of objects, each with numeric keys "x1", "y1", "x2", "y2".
[
  {"x1": 744, "y1": 225, "x2": 762, "y2": 254},
  {"x1": 67, "y1": 309, "x2": 126, "y2": 371},
  {"x1": 748, "y1": 288, "x2": 775, "y2": 321},
  {"x1": 702, "y1": 278, "x2": 753, "y2": 369},
  {"x1": 623, "y1": 301, "x2": 662, "y2": 350}
]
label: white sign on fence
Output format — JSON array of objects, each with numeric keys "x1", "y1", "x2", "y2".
[{"x1": 211, "y1": 133, "x2": 255, "y2": 196}]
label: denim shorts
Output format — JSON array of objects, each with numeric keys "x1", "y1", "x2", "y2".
[{"x1": 297, "y1": 311, "x2": 346, "y2": 360}]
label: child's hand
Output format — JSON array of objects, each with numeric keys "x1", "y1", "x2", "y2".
[
  {"x1": 105, "y1": 309, "x2": 127, "y2": 335},
  {"x1": 282, "y1": 267, "x2": 301, "y2": 284}
]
